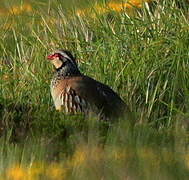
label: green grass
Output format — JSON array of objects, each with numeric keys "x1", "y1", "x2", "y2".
[{"x1": 0, "y1": 0, "x2": 189, "y2": 179}]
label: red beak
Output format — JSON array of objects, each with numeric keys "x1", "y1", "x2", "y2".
[{"x1": 47, "y1": 54, "x2": 55, "y2": 60}]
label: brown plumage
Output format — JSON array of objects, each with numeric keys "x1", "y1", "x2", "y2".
[{"x1": 47, "y1": 50, "x2": 132, "y2": 120}]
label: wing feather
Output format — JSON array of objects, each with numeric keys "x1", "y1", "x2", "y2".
[{"x1": 51, "y1": 75, "x2": 127, "y2": 118}]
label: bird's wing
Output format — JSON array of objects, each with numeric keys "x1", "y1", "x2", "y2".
[
  {"x1": 52, "y1": 75, "x2": 128, "y2": 118},
  {"x1": 68, "y1": 76, "x2": 127, "y2": 117}
]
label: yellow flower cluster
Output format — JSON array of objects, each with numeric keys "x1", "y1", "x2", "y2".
[
  {"x1": 9, "y1": 3, "x2": 32, "y2": 15},
  {"x1": 1, "y1": 144, "x2": 189, "y2": 180},
  {"x1": 108, "y1": 0, "x2": 150, "y2": 10},
  {"x1": 76, "y1": 0, "x2": 151, "y2": 17},
  {"x1": 0, "y1": 0, "x2": 151, "y2": 19},
  {"x1": 0, "y1": 3, "x2": 32, "y2": 16},
  {"x1": 4, "y1": 162, "x2": 65, "y2": 180},
  {"x1": 6, "y1": 166, "x2": 26, "y2": 180}
]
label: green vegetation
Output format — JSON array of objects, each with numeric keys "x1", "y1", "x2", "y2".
[{"x1": 0, "y1": 0, "x2": 189, "y2": 179}]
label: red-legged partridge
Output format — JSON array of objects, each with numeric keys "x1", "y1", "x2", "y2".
[{"x1": 47, "y1": 50, "x2": 131, "y2": 120}]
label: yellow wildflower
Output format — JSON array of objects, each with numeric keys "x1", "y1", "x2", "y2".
[
  {"x1": 9, "y1": 3, "x2": 32, "y2": 15},
  {"x1": 76, "y1": 0, "x2": 151, "y2": 17},
  {"x1": 6, "y1": 165, "x2": 27, "y2": 180},
  {"x1": 108, "y1": 2, "x2": 129, "y2": 11},
  {"x1": 108, "y1": 0, "x2": 150, "y2": 11},
  {"x1": 22, "y1": 3, "x2": 32, "y2": 12}
]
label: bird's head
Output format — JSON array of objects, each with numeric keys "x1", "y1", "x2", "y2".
[{"x1": 47, "y1": 50, "x2": 80, "y2": 75}]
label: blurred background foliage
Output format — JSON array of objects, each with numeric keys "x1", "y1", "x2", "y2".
[{"x1": 0, "y1": 0, "x2": 189, "y2": 179}]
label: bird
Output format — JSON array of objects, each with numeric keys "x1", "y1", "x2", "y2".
[{"x1": 47, "y1": 49, "x2": 132, "y2": 121}]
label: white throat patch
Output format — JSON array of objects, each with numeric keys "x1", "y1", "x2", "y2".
[{"x1": 51, "y1": 58, "x2": 63, "y2": 69}]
